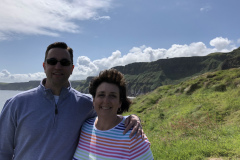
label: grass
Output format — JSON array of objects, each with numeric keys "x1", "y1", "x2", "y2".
[{"x1": 123, "y1": 68, "x2": 240, "y2": 160}]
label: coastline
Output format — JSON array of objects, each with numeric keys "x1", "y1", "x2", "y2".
[{"x1": 0, "y1": 90, "x2": 22, "y2": 112}]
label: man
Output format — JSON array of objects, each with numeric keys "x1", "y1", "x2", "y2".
[{"x1": 0, "y1": 42, "x2": 142, "y2": 160}]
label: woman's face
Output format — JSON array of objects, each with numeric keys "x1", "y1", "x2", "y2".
[{"x1": 93, "y1": 82, "x2": 122, "y2": 118}]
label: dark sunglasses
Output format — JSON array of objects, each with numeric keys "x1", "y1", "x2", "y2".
[{"x1": 46, "y1": 58, "x2": 72, "y2": 66}]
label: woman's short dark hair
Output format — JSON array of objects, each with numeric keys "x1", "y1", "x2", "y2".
[{"x1": 89, "y1": 69, "x2": 131, "y2": 114}]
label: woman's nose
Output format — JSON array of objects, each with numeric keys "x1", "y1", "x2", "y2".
[{"x1": 103, "y1": 96, "x2": 110, "y2": 103}]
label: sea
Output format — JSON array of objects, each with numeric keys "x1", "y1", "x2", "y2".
[
  {"x1": 0, "y1": 90, "x2": 22, "y2": 112},
  {"x1": 0, "y1": 90, "x2": 135, "y2": 112}
]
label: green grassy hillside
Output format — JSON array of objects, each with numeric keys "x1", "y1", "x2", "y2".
[{"x1": 124, "y1": 68, "x2": 240, "y2": 160}]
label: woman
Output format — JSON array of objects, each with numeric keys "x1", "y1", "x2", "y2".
[{"x1": 73, "y1": 69, "x2": 154, "y2": 160}]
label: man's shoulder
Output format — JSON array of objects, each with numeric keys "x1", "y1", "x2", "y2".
[
  {"x1": 70, "y1": 88, "x2": 93, "y2": 102},
  {"x1": 11, "y1": 87, "x2": 39, "y2": 99},
  {"x1": 72, "y1": 88, "x2": 92, "y2": 100},
  {"x1": 3, "y1": 87, "x2": 39, "y2": 107}
]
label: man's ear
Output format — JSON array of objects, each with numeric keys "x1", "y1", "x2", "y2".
[
  {"x1": 71, "y1": 65, "x2": 74, "y2": 74},
  {"x1": 43, "y1": 62, "x2": 46, "y2": 72}
]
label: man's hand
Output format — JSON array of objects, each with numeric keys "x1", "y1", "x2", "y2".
[{"x1": 124, "y1": 114, "x2": 144, "y2": 139}]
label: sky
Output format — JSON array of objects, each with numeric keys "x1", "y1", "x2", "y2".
[{"x1": 0, "y1": 0, "x2": 240, "y2": 83}]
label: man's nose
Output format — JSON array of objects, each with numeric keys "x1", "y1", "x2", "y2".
[{"x1": 54, "y1": 62, "x2": 63, "y2": 69}]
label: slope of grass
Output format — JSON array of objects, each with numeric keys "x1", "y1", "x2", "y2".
[{"x1": 124, "y1": 68, "x2": 240, "y2": 160}]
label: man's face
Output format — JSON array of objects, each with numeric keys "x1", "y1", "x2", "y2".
[{"x1": 43, "y1": 48, "x2": 74, "y2": 88}]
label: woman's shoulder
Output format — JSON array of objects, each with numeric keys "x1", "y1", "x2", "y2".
[
  {"x1": 84, "y1": 117, "x2": 96, "y2": 125},
  {"x1": 110, "y1": 117, "x2": 133, "y2": 138}
]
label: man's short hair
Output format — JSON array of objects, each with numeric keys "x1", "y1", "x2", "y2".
[{"x1": 44, "y1": 42, "x2": 73, "y2": 64}]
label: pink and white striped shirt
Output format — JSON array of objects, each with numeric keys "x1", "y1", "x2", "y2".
[{"x1": 73, "y1": 117, "x2": 154, "y2": 160}]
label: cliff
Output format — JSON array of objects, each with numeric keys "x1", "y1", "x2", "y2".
[{"x1": 1, "y1": 47, "x2": 240, "y2": 95}]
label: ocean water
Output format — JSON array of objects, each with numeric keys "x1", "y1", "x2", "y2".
[
  {"x1": 0, "y1": 90, "x2": 134, "y2": 112},
  {"x1": 0, "y1": 90, "x2": 22, "y2": 112}
]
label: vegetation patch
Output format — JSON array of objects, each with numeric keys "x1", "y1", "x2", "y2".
[{"x1": 124, "y1": 68, "x2": 240, "y2": 159}]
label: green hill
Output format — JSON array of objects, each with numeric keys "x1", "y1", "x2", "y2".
[
  {"x1": 123, "y1": 68, "x2": 240, "y2": 159},
  {"x1": 72, "y1": 47, "x2": 240, "y2": 96},
  {"x1": 1, "y1": 47, "x2": 240, "y2": 97},
  {"x1": 114, "y1": 47, "x2": 240, "y2": 96}
]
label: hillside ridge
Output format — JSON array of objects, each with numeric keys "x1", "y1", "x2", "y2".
[{"x1": 1, "y1": 47, "x2": 240, "y2": 95}]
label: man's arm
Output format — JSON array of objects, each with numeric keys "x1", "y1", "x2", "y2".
[
  {"x1": 124, "y1": 114, "x2": 144, "y2": 139},
  {"x1": 0, "y1": 99, "x2": 15, "y2": 159}
]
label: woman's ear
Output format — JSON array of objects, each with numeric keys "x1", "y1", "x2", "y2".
[{"x1": 119, "y1": 100, "x2": 122, "y2": 109}]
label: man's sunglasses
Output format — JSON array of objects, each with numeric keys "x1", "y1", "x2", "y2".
[{"x1": 46, "y1": 58, "x2": 72, "y2": 66}]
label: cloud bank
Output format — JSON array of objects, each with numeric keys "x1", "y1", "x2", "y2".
[
  {"x1": 0, "y1": 37, "x2": 237, "y2": 83},
  {"x1": 0, "y1": 0, "x2": 112, "y2": 39}
]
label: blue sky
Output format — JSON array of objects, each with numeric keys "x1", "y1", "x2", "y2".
[{"x1": 0, "y1": 0, "x2": 240, "y2": 82}]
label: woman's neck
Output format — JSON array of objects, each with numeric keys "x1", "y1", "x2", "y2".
[{"x1": 95, "y1": 115, "x2": 122, "y2": 131}]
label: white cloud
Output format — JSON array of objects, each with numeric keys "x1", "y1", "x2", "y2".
[
  {"x1": 0, "y1": 70, "x2": 45, "y2": 83},
  {"x1": 0, "y1": 33, "x2": 9, "y2": 41},
  {"x1": 210, "y1": 37, "x2": 234, "y2": 52},
  {"x1": 200, "y1": 6, "x2": 211, "y2": 12},
  {"x1": 0, "y1": 37, "x2": 237, "y2": 83},
  {"x1": 1, "y1": 70, "x2": 11, "y2": 78},
  {"x1": 0, "y1": 0, "x2": 112, "y2": 39},
  {"x1": 93, "y1": 16, "x2": 111, "y2": 20},
  {"x1": 71, "y1": 56, "x2": 99, "y2": 79},
  {"x1": 166, "y1": 42, "x2": 208, "y2": 58},
  {"x1": 237, "y1": 39, "x2": 240, "y2": 44},
  {"x1": 70, "y1": 37, "x2": 236, "y2": 81}
]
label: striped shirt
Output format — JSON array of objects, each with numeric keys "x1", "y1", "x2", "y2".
[{"x1": 73, "y1": 117, "x2": 154, "y2": 160}]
